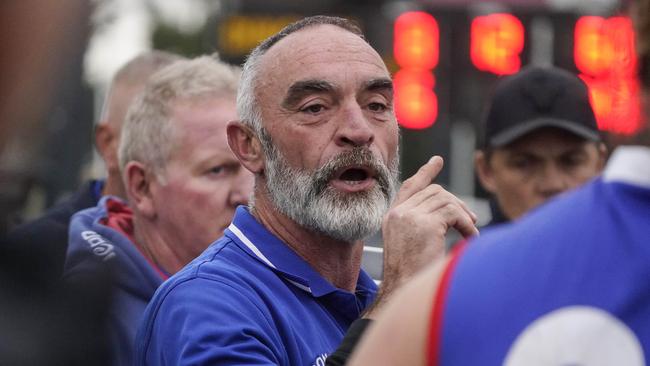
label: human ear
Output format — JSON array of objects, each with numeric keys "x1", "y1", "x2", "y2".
[
  {"x1": 95, "y1": 123, "x2": 118, "y2": 171},
  {"x1": 123, "y1": 161, "x2": 156, "y2": 218},
  {"x1": 227, "y1": 121, "x2": 264, "y2": 174},
  {"x1": 475, "y1": 150, "x2": 498, "y2": 194}
]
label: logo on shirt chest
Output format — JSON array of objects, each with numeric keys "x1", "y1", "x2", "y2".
[{"x1": 81, "y1": 230, "x2": 116, "y2": 261}]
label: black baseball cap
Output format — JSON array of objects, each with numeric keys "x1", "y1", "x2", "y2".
[{"x1": 481, "y1": 66, "x2": 601, "y2": 148}]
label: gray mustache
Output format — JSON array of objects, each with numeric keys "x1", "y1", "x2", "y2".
[{"x1": 309, "y1": 147, "x2": 393, "y2": 197}]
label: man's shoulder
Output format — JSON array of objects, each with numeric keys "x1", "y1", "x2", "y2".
[
  {"x1": 7, "y1": 180, "x2": 99, "y2": 241},
  {"x1": 64, "y1": 199, "x2": 137, "y2": 278},
  {"x1": 49, "y1": 181, "x2": 100, "y2": 219},
  {"x1": 143, "y1": 233, "x2": 303, "y2": 332},
  {"x1": 4, "y1": 181, "x2": 101, "y2": 280},
  {"x1": 159, "y1": 236, "x2": 273, "y2": 298},
  {"x1": 135, "y1": 236, "x2": 293, "y2": 366},
  {"x1": 67, "y1": 201, "x2": 115, "y2": 252},
  {"x1": 139, "y1": 237, "x2": 279, "y2": 338}
]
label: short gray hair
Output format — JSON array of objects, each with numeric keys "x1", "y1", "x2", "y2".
[
  {"x1": 100, "y1": 50, "x2": 184, "y2": 123},
  {"x1": 237, "y1": 16, "x2": 364, "y2": 136},
  {"x1": 118, "y1": 55, "x2": 240, "y2": 174}
]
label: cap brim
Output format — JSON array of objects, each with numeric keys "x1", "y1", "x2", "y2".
[{"x1": 489, "y1": 118, "x2": 601, "y2": 147}]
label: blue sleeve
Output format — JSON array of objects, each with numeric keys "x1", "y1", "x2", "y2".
[{"x1": 137, "y1": 277, "x2": 286, "y2": 366}]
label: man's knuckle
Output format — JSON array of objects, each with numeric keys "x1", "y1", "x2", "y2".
[
  {"x1": 400, "y1": 179, "x2": 414, "y2": 191},
  {"x1": 385, "y1": 208, "x2": 404, "y2": 221}
]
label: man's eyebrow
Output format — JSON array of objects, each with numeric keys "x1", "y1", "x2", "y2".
[
  {"x1": 281, "y1": 80, "x2": 335, "y2": 108},
  {"x1": 363, "y1": 78, "x2": 393, "y2": 95}
]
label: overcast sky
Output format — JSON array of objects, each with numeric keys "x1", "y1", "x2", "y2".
[{"x1": 84, "y1": 0, "x2": 215, "y2": 88}]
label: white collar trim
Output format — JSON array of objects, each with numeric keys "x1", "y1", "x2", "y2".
[
  {"x1": 228, "y1": 223, "x2": 312, "y2": 294},
  {"x1": 228, "y1": 223, "x2": 276, "y2": 269},
  {"x1": 602, "y1": 146, "x2": 650, "y2": 188}
]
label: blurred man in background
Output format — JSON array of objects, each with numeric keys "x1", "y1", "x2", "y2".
[
  {"x1": 475, "y1": 66, "x2": 607, "y2": 226},
  {"x1": 349, "y1": 0, "x2": 650, "y2": 363},
  {"x1": 96, "y1": 50, "x2": 185, "y2": 199},
  {"x1": 5, "y1": 50, "x2": 182, "y2": 282},
  {"x1": 63, "y1": 55, "x2": 253, "y2": 365}
]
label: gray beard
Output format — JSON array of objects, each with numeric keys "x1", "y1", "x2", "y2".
[{"x1": 258, "y1": 129, "x2": 399, "y2": 243}]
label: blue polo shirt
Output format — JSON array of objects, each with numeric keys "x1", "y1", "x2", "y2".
[{"x1": 134, "y1": 206, "x2": 377, "y2": 366}]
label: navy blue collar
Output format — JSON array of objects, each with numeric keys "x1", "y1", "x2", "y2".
[
  {"x1": 225, "y1": 206, "x2": 376, "y2": 298},
  {"x1": 90, "y1": 179, "x2": 105, "y2": 202}
]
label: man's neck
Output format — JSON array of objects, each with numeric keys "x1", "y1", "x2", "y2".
[
  {"x1": 102, "y1": 173, "x2": 126, "y2": 199},
  {"x1": 252, "y1": 190, "x2": 364, "y2": 292},
  {"x1": 132, "y1": 217, "x2": 186, "y2": 276}
]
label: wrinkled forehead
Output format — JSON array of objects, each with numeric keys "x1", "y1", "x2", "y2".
[{"x1": 256, "y1": 24, "x2": 390, "y2": 95}]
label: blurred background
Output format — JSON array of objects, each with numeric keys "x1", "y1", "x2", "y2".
[{"x1": 1, "y1": 0, "x2": 644, "y2": 232}]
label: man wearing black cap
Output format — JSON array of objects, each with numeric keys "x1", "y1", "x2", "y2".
[{"x1": 475, "y1": 66, "x2": 607, "y2": 225}]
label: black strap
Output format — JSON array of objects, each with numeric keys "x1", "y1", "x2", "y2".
[{"x1": 326, "y1": 318, "x2": 374, "y2": 366}]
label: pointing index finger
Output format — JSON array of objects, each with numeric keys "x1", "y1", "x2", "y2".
[{"x1": 394, "y1": 156, "x2": 444, "y2": 204}]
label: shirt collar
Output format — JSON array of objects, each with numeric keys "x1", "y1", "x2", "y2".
[
  {"x1": 226, "y1": 206, "x2": 376, "y2": 297},
  {"x1": 603, "y1": 146, "x2": 650, "y2": 188},
  {"x1": 90, "y1": 179, "x2": 105, "y2": 202}
]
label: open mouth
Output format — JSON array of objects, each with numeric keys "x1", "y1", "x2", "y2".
[
  {"x1": 339, "y1": 167, "x2": 370, "y2": 183},
  {"x1": 330, "y1": 165, "x2": 376, "y2": 192}
]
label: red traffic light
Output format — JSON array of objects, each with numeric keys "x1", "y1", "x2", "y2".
[
  {"x1": 580, "y1": 75, "x2": 643, "y2": 135},
  {"x1": 574, "y1": 16, "x2": 637, "y2": 77},
  {"x1": 575, "y1": 16, "x2": 642, "y2": 135},
  {"x1": 394, "y1": 69, "x2": 438, "y2": 130},
  {"x1": 394, "y1": 11, "x2": 439, "y2": 70},
  {"x1": 471, "y1": 13, "x2": 524, "y2": 75}
]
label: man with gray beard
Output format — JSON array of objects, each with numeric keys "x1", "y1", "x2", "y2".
[
  {"x1": 262, "y1": 135, "x2": 398, "y2": 242},
  {"x1": 135, "y1": 16, "x2": 478, "y2": 366}
]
